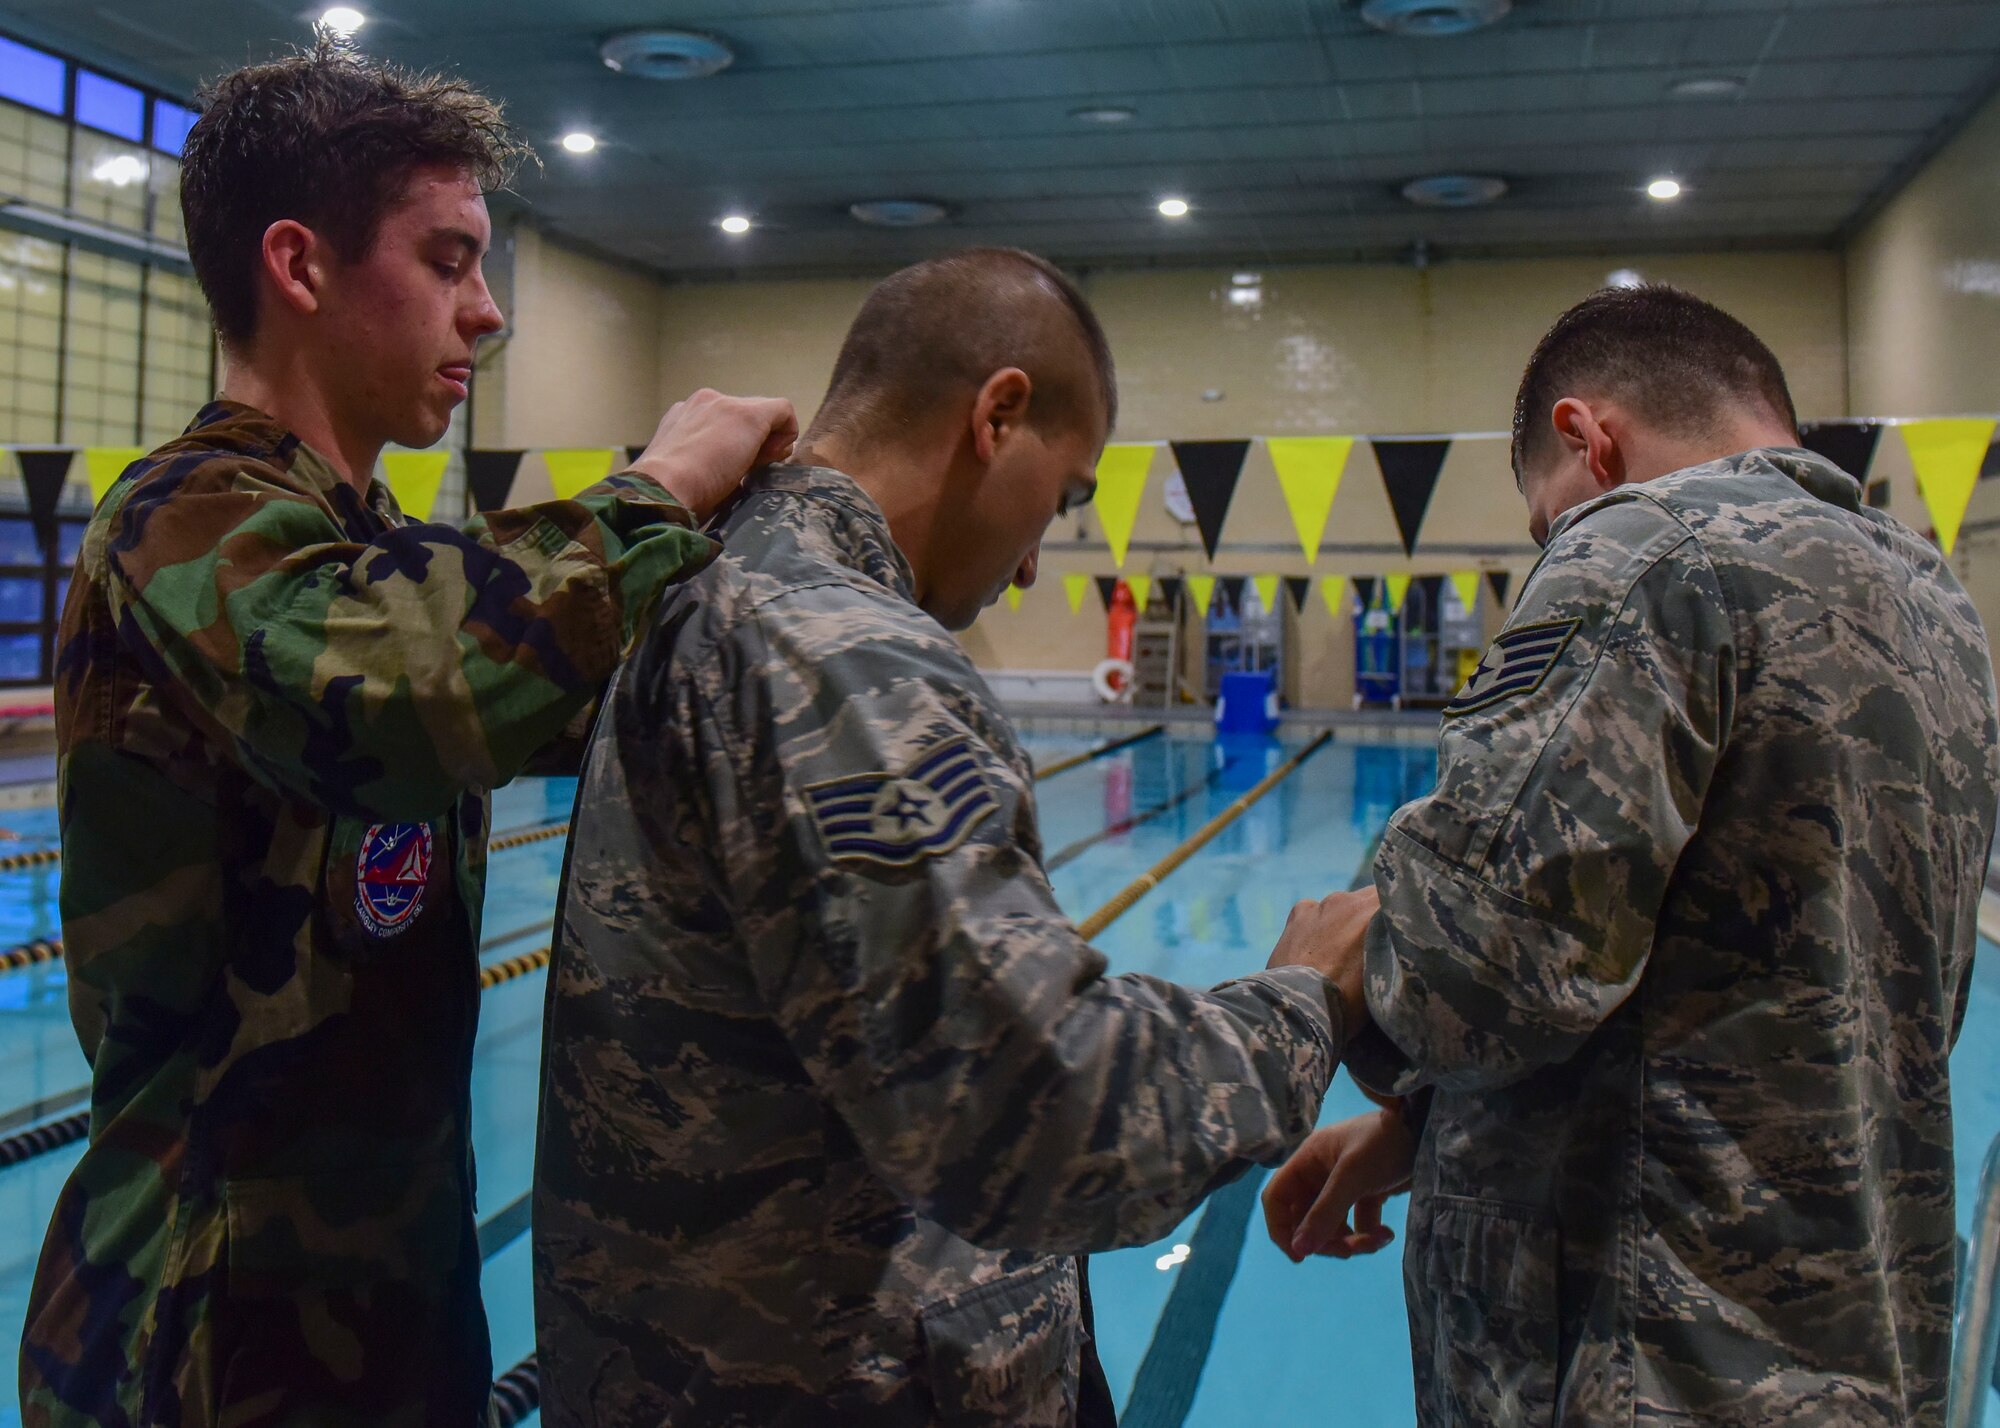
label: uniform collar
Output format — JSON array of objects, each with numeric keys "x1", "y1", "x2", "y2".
[
  {"x1": 187, "y1": 399, "x2": 402, "y2": 523},
  {"x1": 1544, "y1": 444, "x2": 1865, "y2": 545},
  {"x1": 736, "y1": 462, "x2": 920, "y2": 601},
  {"x1": 1756, "y1": 446, "x2": 1866, "y2": 511}
]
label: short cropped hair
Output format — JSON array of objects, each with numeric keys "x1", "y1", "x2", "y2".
[
  {"x1": 812, "y1": 248, "x2": 1117, "y2": 445},
  {"x1": 181, "y1": 36, "x2": 532, "y2": 349},
  {"x1": 1512, "y1": 284, "x2": 1798, "y2": 476}
]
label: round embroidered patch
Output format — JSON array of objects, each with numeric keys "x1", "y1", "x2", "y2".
[{"x1": 355, "y1": 822, "x2": 433, "y2": 937}]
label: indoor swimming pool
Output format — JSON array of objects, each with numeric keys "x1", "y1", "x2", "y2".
[{"x1": 4, "y1": 726, "x2": 1999, "y2": 1426}]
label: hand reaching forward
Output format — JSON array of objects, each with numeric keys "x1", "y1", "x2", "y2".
[{"x1": 1261, "y1": 1108, "x2": 1416, "y2": 1263}]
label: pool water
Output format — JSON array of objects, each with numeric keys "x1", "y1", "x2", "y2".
[{"x1": 3, "y1": 730, "x2": 1999, "y2": 1426}]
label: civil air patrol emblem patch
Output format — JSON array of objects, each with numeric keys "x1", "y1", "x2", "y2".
[
  {"x1": 805, "y1": 735, "x2": 999, "y2": 867},
  {"x1": 355, "y1": 821, "x2": 433, "y2": 937},
  {"x1": 1446, "y1": 618, "x2": 1581, "y2": 717}
]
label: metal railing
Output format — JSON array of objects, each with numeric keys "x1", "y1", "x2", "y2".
[{"x1": 1950, "y1": 1133, "x2": 2000, "y2": 1426}]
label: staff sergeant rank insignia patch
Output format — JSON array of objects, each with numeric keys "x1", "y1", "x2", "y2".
[
  {"x1": 805, "y1": 735, "x2": 999, "y2": 867},
  {"x1": 1446, "y1": 618, "x2": 1581, "y2": 716}
]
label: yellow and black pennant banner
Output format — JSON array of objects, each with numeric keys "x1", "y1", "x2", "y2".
[
  {"x1": 382, "y1": 450, "x2": 450, "y2": 522},
  {"x1": 1267, "y1": 437, "x2": 1352, "y2": 564},
  {"x1": 543, "y1": 448, "x2": 621, "y2": 500},
  {"x1": 1094, "y1": 445, "x2": 1153, "y2": 568},
  {"x1": 85, "y1": 446, "x2": 146, "y2": 505},
  {"x1": 1901, "y1": 419, "x2": 1993, "y2": 556},
  {"x1": 1169, "y1": 440, "x2": 1251, "y2": 560},
  {"x1": 1063, "y1": 572, "x2": 1090, "y2": 614},
  {"x1": 465, "y1": 450, "x2": 524, "y2": 512},
  {"x1": 1798, "y1": 421, "x2": 1884, "y2": 484}
]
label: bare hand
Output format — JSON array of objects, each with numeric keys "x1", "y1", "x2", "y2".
[
  {"x1": 1267, "y1": 887, "x2": 1379, "y2": 1033},
  {"x1": 627, "y1": 389, "x2": 799, "y2": 519},
  {"x1": 1262, "y1": 1109, "x2": 1415, "y2": 1262}
]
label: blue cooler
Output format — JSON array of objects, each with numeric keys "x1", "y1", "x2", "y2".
[{"x1": 1215, "y1": 669, "x2": 1279, "y2": 734}]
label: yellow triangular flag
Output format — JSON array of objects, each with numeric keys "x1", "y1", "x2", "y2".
[
  {"x1": 1094, "y1": 444, "x2": 1153, "y2": 567},
  {"x1": 1127, "y1": 575, "x2": 1151, "y2": 611},
  {"x1": 381, "y1": 449, "x2": 451, "y2": 522},
  {"x1": 1319, "y1": 576, "x2": 1348, "y2": 619},
  {"x1": 543, "y1": 448, "x2": 620, "y2": 500},
  {"x1": 84, "y1": 446, "x2": 147, "y2": 505},
  {"x1": 1266, "y1": 436, "x2": 1353, "y2": 563},
  {"x1": 1252, "y1": 574, "x2": 1279, "y2": 615},
  {"x1": 1385, "y1": 573, "x2": 1412, "y2": 614},
  {"x1": 1063, "y1": 572, "x2": 1090, "y2": 615},
  {"x1": 1187, "y1": 574, "x2": 1216, "y2": 617},
  {"x1": 1005, "y1": 586, "x2": 1023, "y2": 612},
  {"x1": 1448, "y1": 571, "x2": 1480, "y2": 615},
  {"x1": 1901, "y1": 419, "x2": 1994, "y2": 554}
]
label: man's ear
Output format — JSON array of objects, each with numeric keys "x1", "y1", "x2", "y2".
[
  {"x1": 970, "y1": 367, "x2": 1032, "y2": 463},
  {"x1": 260, "y1": 219, "x2": 327, "y2": 321},
  {"x1": 1550, "y1": 395, "x2": 1625, "y2": 491}
]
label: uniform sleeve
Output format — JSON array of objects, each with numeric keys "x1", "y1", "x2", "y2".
[
  {"x1": 691, "y1": 589, "x2": 1342, "y2": 1255},
  {"x1": 1346, "y1": 497, "x2": 1734, "y2": 1095},
  {"x1": 102, "y1": 467, "x2": 713, "y2": 821}
]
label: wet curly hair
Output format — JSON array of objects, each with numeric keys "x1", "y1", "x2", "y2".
[{"x1": 180, "y1": 35, "x2": 534, "y2": 349}]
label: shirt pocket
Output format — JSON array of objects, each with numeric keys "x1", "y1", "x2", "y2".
[
  {"x1": 919, "y1": 1257, "x2": 1082, "y2": 1428},
  {"x1": 1420, "y1": 1193, "x2": 1562, "y2": 1428}
]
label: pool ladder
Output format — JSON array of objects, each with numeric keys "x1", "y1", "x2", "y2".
[{"x1": 1952, "y1": 1133, "x2": 2000, "y2": 1426}]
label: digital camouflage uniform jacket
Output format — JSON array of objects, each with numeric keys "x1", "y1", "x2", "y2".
[
  {"x1": 533, "y1": 463, "x2": 1344, "y2": 1427},
  {"x1": 21, "y1": 401, "x2": 715, "y2": 1428},
  {"x1": 1348, "y1": 448, "x2": 2000, "y2": 1427}
]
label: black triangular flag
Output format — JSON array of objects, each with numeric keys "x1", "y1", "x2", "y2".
[
  {"x1": 1094, "y1": 575, "x2": 1119, "y2": 612},
  {"x1": 626, "y1": 445, "x2": 649, "y2": 469},
  {"x1": 1485, "y1": 570, "x2": 1512, "y2": 609},
  {"x1": 465, "y1": 449, "x2": 524, "y2": 513},
  {"x1": 1372, "y1": 440, "x2": 1449, "y2": 557},
  {"x1": 1156, "y1": 576, "x2": 1182, "y2": 611},
  {"x1": 1217, "y1": 576, "x2": 1246, "y2": 613},
  {"x1": 1418, "y1": 574, "x2": 1446, "y2": 618},
  {"x1": 1352, "y1": 575, "x2": 1380, "y2": 612},
  {"x1": 1797, "y1": 421, "x2": 1883, "y2": 483},
  {"x1": 1983, "y1": 441, "x2": 2000, "y2": 482},
  {"x1": 1284, "y1": 576, "x2": 1311, "y2": 613},
  {"x1": 1169, "y1": 441, "x2": 1251, "y2": 560},
  {"x1": 1867, "y1": 480, "x2": 1891, "y2": 509},
  {"x1": 16, "y1": 448, "x2": 72, "y2": 554}
]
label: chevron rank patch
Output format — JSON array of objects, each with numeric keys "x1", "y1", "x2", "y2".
[
  {"x1": 1445, "y1": 618, "x2": 1582, "y2": 717},
  {"x1": 804, "y1": 735, "x2": 999, "y2": 867}
]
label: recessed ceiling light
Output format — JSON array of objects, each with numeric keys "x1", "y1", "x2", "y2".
[
  {"x1": 1158, "y1": 197, "x2": 1190, "y2": 218},
  {"x1": 560, "y1": 131, "x2": 597, "y2": 154},
  {"x1": 599, "y1": 29, "x2": 735, "y2": 81},
  {"x1": 319, "y1": 6, "x2": 365, "y2": 35},
  {"x1": 1360, "y1": 0, "x2": 1511, "y2": 37},
  {"x1": 1401, "y1": 173, "x2": 1508, "y2": 208},
  {"x1": 719, "y1": 214, "x2": 752, "y2": 235},
  {"x1": 1071, "y1": 105, "x2": 1136, "y2": 125},
  {"x1": 1230, "y1": 271, "x2": 1262, "y2": 286},
  {"x1": 1668, "y1": 75, "x2": 1746, "y2": 100},
  {"x1": 1647, "y1": 177, "x2": 1683, "y2": 201},
  {"x1": 849, "y1": 199, "x2": 949, "y2": 228},
  {"x1": 1606, "y1": 267, "x2": 1645, "y2": 288}
]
